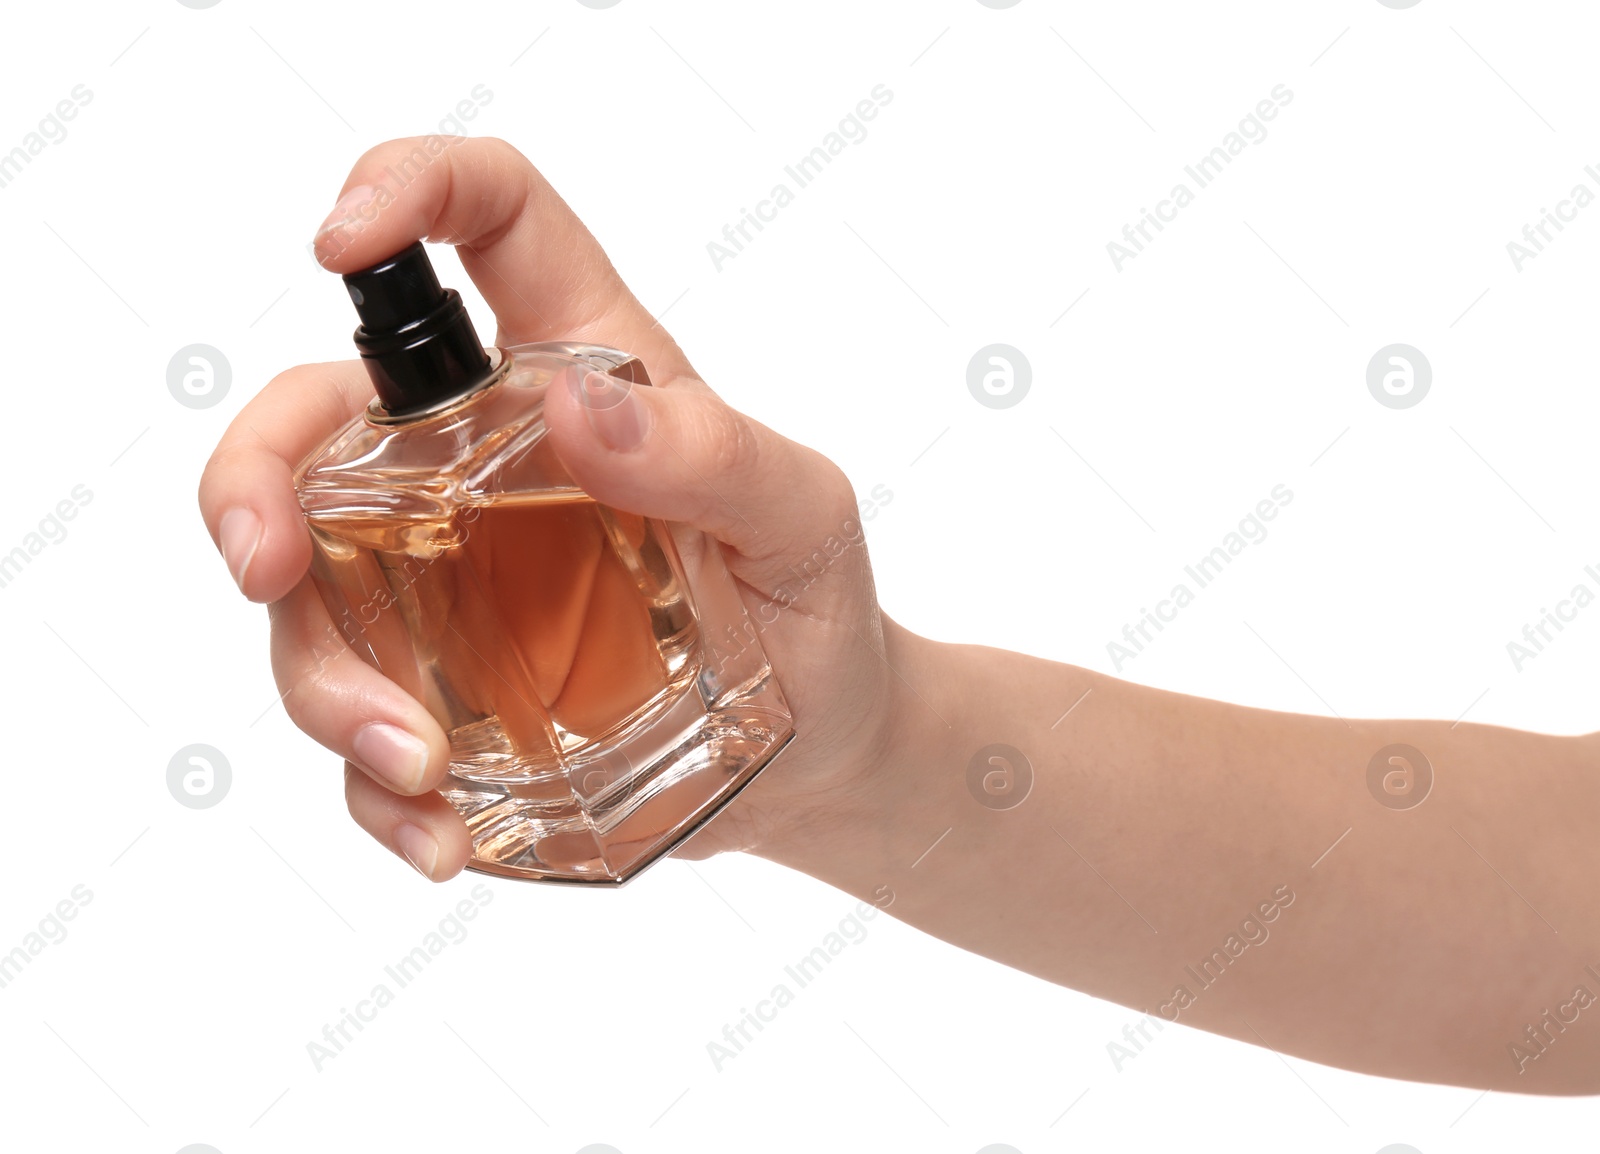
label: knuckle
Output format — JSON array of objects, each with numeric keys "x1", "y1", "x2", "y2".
[
  {"x1": 478, "y1": 135, "x2": 525, "y2": 165},
  {"x1": 278, "y1": 676, "x2": 319, "y2": 732},
  {"x1": 265, "y1": 362, "x2": 305, "y2": 394},
  {"x1": 814, "y1": 460, "x2": 861, "y2": 531},
  {"x1": 361, "y1": 136, "x2": 432, "y2": 171},
  {"x1": 197, "y1": 440, "x2": 253, "y2": 492},
  {"x1": 279, "y1": 647, "x2": 342, "y2": 730},
  {"x1": 699, "y1": 399, "x2": 764, "y2": 482}
]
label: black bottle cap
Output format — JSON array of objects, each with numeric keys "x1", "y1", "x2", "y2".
[{"x1": 343, "y1": 241, "x2": 493, "y2": 417}]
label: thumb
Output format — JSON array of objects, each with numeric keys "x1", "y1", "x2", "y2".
[{"x1": 543, "y1": 366, "x2": 861, "y2": 594}]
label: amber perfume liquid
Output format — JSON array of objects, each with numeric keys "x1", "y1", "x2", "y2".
[
  {"x1": 294, "y1": 244, "x2": 793, "y2": 883},
  {"x1": 307, "y1": 494, "x2": 697, "y2": 764}
]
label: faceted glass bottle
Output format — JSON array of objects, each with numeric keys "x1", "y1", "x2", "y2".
[{"x1": 294, "y1": 247, "x2": 793, "y2": 884}]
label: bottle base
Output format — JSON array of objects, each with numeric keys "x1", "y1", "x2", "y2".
[{"x1": 444, "y1": 670, "x2": 795, "y2": 885}]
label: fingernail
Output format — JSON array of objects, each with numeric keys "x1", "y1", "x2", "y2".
[
  {"x1": 352, "y1": 722, "x2": 430, "y2": 793},
  {"x1": 218, "y1": 507, "x2": 261, "y2": 592},
  {"x1": 570, "y1": 367, "x2": 651, "y2": 451},
  {"x1": 313, "y1": 183, "x2": 381, "y2": 261},
  {"x1": 394, "y1": 822, "x2": 440, "y2": 880}
]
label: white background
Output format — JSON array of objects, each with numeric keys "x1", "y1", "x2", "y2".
[{"x1": 2, "y1": 0, "x2": 1598, "y2": 1150}]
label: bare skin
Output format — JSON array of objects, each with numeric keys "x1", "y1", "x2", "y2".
[{"x1": 198, "y1": 135, "x2": 1600, "y2": 1096}]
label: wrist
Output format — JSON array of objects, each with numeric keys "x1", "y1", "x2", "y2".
[{"x1": 750, "y1": 620, "x2": 966, "y2": 894}]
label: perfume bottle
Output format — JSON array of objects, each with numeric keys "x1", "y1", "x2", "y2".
[{"x1": 294, "y1": 242, "x2": 795, "y2": 884}]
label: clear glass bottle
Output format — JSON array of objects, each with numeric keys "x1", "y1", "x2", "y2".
[{"x1": 293, "y1": 242, "x2": 794, "y2": 884}]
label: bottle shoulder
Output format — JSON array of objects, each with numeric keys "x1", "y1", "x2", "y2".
[{"x1": 296, "y1": 342, "x2": 627, "y2": 519}]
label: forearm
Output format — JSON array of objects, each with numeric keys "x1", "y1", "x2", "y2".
[{"x1": 755, "y1": 622, "x2": 1600, "y2": 1093}]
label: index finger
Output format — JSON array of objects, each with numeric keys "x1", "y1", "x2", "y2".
[{"x1": 311, "y1": 135, "x2": 696, "y2": 388}]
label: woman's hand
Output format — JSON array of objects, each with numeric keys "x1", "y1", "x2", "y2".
[
  {"x1": 197, "y1": 136, "x2": 911, "y2": 880},
  {"x1": 194, "y1": 136, "x2": 1600, "y2": 1096}
]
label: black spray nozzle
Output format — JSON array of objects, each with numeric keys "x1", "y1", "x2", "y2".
[{"x1": 343, "y1": 241, "x2": 492, "y2": 417}]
